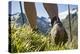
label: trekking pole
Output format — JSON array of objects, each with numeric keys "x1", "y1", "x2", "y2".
[
  {"x1": 19, "y1": 1, "x2": 24, "y2": 24},
  {"x1": 9, "y1": 1, "x2": 12, "y2": 52},
  {"x1": 68, "y1": 4, "x2": 72, "y2": 42}
]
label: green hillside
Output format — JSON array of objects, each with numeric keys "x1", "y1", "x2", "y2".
[{"x1": 9, "y1": 24, "x2": 77, "y2": 53}]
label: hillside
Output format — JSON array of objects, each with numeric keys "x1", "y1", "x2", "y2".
[
  {"x1": 9, "y1": 13, "x2": 51, "y2": 34},
  {"x1": 62, "y1": 11, "x2": 78, "y2": 36},
  {"x1": 61, "y1": 11, "x2": 78, "y2": 49},
  {"x1": 10, "y1": 25, "x2": 77, "y2": 53},
  {"x1": 9, "y1": 9, "x2": 78, "y2": 52}
]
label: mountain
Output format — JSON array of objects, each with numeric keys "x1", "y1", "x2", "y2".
[
  {"x1": 9, "y1": 8, "x2": 78, "y2": 35},
  {"x1": 59, "y1": 8, "x2": 77, "y2": 20},
  {"x1": 9, "y1": 13, "x2": 51, "y2": 34},
  {"x1": 37, "y1": 16, "x2": 51, "y2": 34},
  {"x1": 9, "y1": 12, "x2": 28, "y2": 27},
  {"x1": 61, "y1": 8, "x2": 78, "y2": 48},
  {"x1": 62, "y1": 9, "x2": 78, "y2": 36}
]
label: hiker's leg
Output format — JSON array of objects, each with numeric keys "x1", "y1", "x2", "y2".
[
  {"x1": 24, "y1": 2, "x2": 37, "y2": 29},
  {"x1": 43, "y1": 3, "x2": 58, "y2": 19}
]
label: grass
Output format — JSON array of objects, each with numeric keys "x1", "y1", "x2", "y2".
[{"x1": 9, "y1": 24, "x2": 78, "y2": 53}]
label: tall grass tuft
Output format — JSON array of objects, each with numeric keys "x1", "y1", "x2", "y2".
[{"x1": 9, "y1": 25, "x2": 78, "y2": 53}]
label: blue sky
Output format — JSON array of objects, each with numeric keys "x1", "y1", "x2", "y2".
[{"x1": 10, "y1": 1, "x2": 78, "y2": 18}]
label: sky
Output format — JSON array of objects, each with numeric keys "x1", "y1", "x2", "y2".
[{"x1": 9, "y1": 1, "x2": 78, "y2": 19}]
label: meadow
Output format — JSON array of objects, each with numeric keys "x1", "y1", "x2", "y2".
[{"x1": 9, "y1": 24, "x2": 78, "y2": 53}]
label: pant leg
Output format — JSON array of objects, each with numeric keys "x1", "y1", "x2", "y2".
[
  {"x1": 24, "y1": 2, "x2": 37, "y2": 29},
  {"x1": 43, "y1": 3, "x2": 58, "y2": 19}
]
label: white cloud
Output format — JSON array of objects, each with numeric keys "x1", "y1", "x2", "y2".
[
  {"x1": 59, "y1": 9, "x2": 77, "y2": 20},
  {"x1": 59, "y1": 10, "x2": 68, "y2": 20}
]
